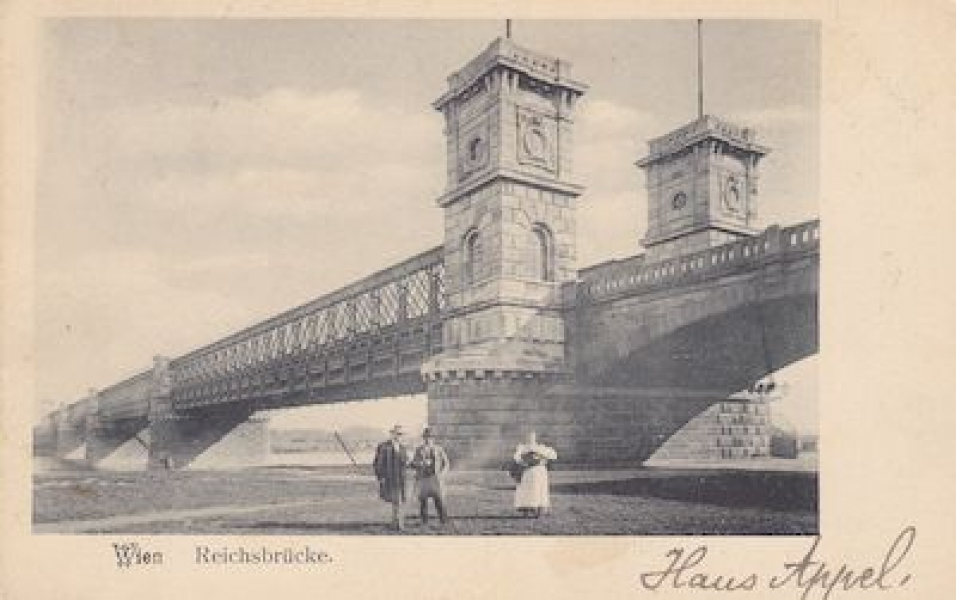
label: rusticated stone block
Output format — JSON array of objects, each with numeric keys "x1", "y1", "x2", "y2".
[{"x1": 428, "y1": 376, "x2": 726, "y2": 466}]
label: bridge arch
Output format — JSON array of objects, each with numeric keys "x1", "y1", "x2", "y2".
[{"x1": 576, "y1": 292, "x2": 818, "y2": 395}]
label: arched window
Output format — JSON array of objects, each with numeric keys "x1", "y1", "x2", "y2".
[
  {"x1": 531, "y1": 224, "x2": 554, "y2": 282},
  {"x1": 468, "y1": 137, "x2": 483, "y2": 162},
  {"x1": 463, "y1": 229, "x2": 483, "y2": 285}
]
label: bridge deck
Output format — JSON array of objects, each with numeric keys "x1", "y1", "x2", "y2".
[
  {"x1": 170, "y1": 246, "x2": 445, "y2": 411},
  {"x1": 45, "y1": 220, "x2": 819, "y2": 428}
]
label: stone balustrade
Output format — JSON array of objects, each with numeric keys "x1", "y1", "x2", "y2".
[{"x1": 579, "y1": 219, "x2": 819, "y2": 303}]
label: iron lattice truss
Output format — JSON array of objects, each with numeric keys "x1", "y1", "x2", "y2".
[{"x1": 168, "y1": 247, "x2": 446, "y2": 411}]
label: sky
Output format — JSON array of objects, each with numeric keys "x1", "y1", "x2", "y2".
[{"x1": 37, "y1": 19, "x2": 819, "y2": 430}]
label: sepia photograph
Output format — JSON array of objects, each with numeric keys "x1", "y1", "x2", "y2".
[
  {"x1": 5, "y1": 1, "x2": 956, "y2": 599},
  {"x1": 30, "y1": 18, "x2": 821, "y2": 536}
]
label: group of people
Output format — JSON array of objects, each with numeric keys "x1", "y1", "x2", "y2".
[
  {"x1": 372, "y1": 426, "x2": 557, "y2": 531},
  {"x1": 372, "y1": 425, "x2": 450, "y2": 531}
]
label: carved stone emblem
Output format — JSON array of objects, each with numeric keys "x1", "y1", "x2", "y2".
[
  {"x1": 516, "y1": 107, "x2": 555, "y2": 172},
  {"x1": 722, "y1": 175, "x2": 743, "y2": 214},
  {"x1": 671, "y1": 191, "x2": 688, "y2": 211}
]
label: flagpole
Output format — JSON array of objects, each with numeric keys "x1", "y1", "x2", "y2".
[{"x1": 697, "y1": 19, "x2": 704, "y2": 119}]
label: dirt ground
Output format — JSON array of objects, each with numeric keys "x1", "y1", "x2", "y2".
[{"x1": 33, "y1": 461, "x2": 818, "y2": 536}]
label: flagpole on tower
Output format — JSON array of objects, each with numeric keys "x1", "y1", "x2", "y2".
[
  {"x1": 697, "y1": 19, "x2": 704, "y2": 119},
  {"x1": 506, "y1": 19, "x2": 512, "y2": 40}
]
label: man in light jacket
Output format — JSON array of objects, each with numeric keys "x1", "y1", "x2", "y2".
[{"x1": 410, "y1": 427, "x2": 450, "y2": 525}]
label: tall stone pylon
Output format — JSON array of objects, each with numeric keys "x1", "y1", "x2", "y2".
[
  {"x1": 423, "y1": 36, "x2": 587, "y2": 464},
  {"x1": 636, "y1": 115, "x2": 769, "y2": 262}
]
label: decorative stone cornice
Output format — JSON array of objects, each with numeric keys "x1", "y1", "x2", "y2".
[
  {"x1": 640, "y1": 220, "x2": 760, "y2": 248},
  {"x1": 421, "y1": 343, "x2": 570, "y2": 383},
  {"x1": 423, "y1": 366, "x2": 572, "y2": 385},
  {"x1": 434, "y1": 37, "x2": 587, "y2": 112},
  {"x1": 437, "y1": 167, "x2": 583, "y2": 208},
  {"x1": 636, "y1": 114, "x2": 770, "y2": 168}
]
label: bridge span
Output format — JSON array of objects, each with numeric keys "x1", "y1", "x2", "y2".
[
  {"x1": 36, "y1": 34, "x2": 819, "y2": 469},
  {"x1": 36, "y1": 219, "x2": 817, "y2": 468}
]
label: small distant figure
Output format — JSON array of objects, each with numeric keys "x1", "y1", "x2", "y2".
[
  {"x1": 411, "y1": 427, "x2": 450, "y2": 525},
  {"x1": 155, "y1": 453, "x2": 174, "y2": 470},
  {"x1": 512, "y1": 431, "x2": 557, "y2": 518},
  {"x1": 373, "y1": 424, "x2": 410, "y2": 531}
]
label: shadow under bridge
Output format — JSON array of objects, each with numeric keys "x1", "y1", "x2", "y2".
[{"x1": 571, "y1": 221, "x2": 820, "y2": 396}]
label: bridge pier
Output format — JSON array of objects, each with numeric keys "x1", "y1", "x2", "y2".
[
  {"x1": 148, "y1": 405, "x2": 269, "y2": 470},
  {"x1": 54, "y1": 413, "x2": 86, "y2": 460},
  {"x1": 33, "y1": 414, "x2": 59, "y2": 457},
  {"x1": 427, "y1": 373, "x2": 769, "y2": 467},
  {"x1": 646, "y1": 399, "x2": 772, "y2": 463},
  {"x1": 85, "y1": 418, "x2": 150, "y2": 469}
]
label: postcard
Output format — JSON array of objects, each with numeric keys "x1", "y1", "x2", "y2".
[{"x1": 2, "y1": 1, "x2": 953, "y2": 599}]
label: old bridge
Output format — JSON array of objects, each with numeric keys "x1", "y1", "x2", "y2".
[{"x1": 35, "y1": 36, "x2": 819, "y2": 468}]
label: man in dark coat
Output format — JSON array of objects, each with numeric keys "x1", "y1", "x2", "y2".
[{"x1": 373, "y1": 424, "x2": 410, "y2": 531}]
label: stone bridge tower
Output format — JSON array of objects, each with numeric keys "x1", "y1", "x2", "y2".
[
  {"x1": 637, "y1": 115, "x2": 769, "y2": 261},
  {"x1": 423, "y1": 37, "x2": 587, "y2": 463}
]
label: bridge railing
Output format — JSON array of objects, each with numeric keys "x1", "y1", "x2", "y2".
[
  {"x1": 169, "y1": 246, "x2": 446, "y2": 409},
  {"x1": 46, "y1": 247, "x2": 447, "y2": 422},
  {"x1": 579, "y1": 219, "x2": 819, "y2": 303}
]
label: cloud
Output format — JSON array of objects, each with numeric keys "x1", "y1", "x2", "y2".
[
  {"x1": 37, "y1": 87, "x2": 452, "y2": 402},
  {"x1": 84, "y1": 88, "x2": 446, "y2": 253},
  {"x1": 572, "y1": 98, "x2": 658, "y2": 264},
  {"x1": 35, "y1": 249, "x2": 258, "y2": 408},
  {"x1": 103, "y1": 87, "x2": 440, "y2": 173}
]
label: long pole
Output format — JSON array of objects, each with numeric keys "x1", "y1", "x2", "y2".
[
  {"x1": 333, "y1": 430, "x2": 359, "y2": 467},
  {"x1": 697, "y1": 19, "x2": 704, "y2": 119},
  {"x1": 506, "y1": 19, "x2": 512, "y2": 39}
]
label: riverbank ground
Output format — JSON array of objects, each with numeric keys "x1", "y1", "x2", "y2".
[{"x1": 33, "y1": 459, "x2": 817, "y2": 535}]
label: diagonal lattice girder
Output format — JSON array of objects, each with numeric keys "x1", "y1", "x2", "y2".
[{"x1": 168, "y1": 247, "x2": 445, "y2": 409}]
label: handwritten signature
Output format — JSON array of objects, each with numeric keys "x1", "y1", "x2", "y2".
[{"x1": 639, "y1": 526, "x2": 915, "y2": 598}]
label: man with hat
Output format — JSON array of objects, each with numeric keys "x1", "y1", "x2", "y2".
[
  {"x1": 373, "y1": 424, "x2": 411, "y2": 531},
  {"x1": 411, "y1": 427, "x2": 450, "y2": 525}
]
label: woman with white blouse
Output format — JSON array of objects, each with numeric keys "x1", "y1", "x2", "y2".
[{"x1": 512, "y1": 431, "x2": 557, "y2": 518}]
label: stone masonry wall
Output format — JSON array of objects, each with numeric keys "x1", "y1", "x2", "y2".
[
  {"x1": 427, "y1": 376, "x2": 720, "y2": 467},
  {"x1": 647, "y1": 400, "x2": 772, "y2": 462}
]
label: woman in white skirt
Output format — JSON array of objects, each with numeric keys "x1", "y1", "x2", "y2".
[{"x1": 513, "y1": 431, "x2": 557, "y2": 518}]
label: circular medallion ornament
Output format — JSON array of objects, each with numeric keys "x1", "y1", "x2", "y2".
[
  {"x1": 671, "y1": 191, "x2": 687, "y2": 210},
  {"x1": 522, "y1": 127, "x2": 549, "y2": 160}
]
